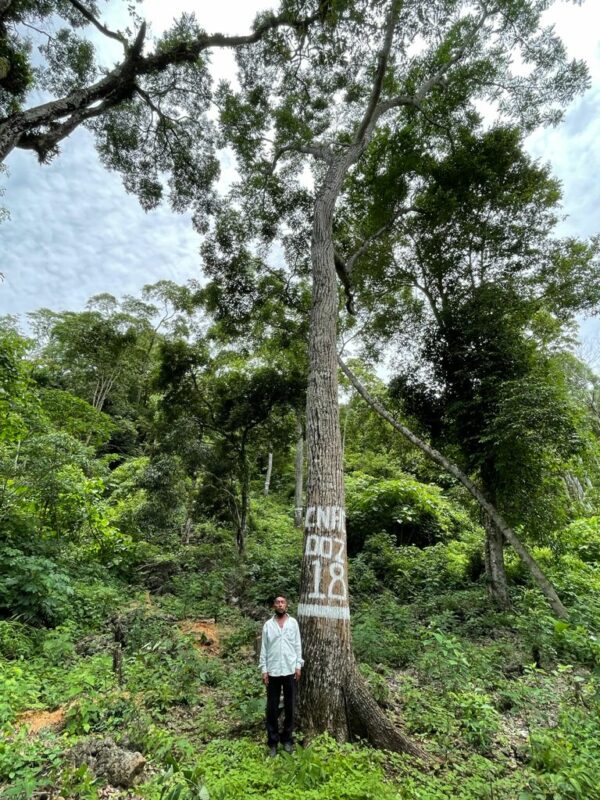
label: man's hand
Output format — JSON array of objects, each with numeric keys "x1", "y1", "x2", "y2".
[
  {"x1": 295, "y1": 668, "x2": 301, "y2": 681},
  {"x1": 262, "y1": 672, "x2": 269, "y2": 686}
]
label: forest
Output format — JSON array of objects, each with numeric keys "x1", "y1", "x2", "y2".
[{"x1": 1, "y1": 0, "x2": 600, "y2": 798}]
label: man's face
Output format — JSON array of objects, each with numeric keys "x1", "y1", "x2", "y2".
[{"x1": 273, "y1": 597, "x2": 287, "y2": 616}]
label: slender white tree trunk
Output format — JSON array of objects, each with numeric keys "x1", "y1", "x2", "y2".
[{"x1": 264, "y1": 451, "x2": 273, "y2": 496}]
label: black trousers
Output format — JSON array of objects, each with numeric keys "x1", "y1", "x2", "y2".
[{"x1": 265, "y1": 674, "x2": 296, "y2": 745}]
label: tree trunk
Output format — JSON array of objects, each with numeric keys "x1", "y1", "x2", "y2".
[
  {"x1": 338, "y1": 357, "x2": 569, "y2": 621},
  {"x1": 237, "y1": 449, "x2": 250, "y2": 554},
  {"x1": 294, "y1": 416, "x2": 304, "y2": 528},
  {"x1": 264, "y1": 451, "x2": 273, "y2": 496},
  {"x1": 298, "y1": 156, "x2": 425, "y2": 759},
  {"x1": 298, "y1": 177, "x2": 351, "y2": 738},
  {"x1": 181, "y1": 516, "x2": 193, "y2": 546},
  {"x1": 237, "y1": 478, "x2": 249, "y2": 554},
  {"x1": 483, "y1": 512, "x2": 511, "y2": 610}
]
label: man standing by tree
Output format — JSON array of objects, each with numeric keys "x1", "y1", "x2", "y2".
[{"x1": 259, "y1": 596, "x2": 303, "y2": 756}]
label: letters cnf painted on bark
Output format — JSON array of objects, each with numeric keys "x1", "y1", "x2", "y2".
[{"x1": 298, "y1": 505, "x2": 349, "y2": 620}]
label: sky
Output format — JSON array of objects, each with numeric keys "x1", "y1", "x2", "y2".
[{"x1": 1, "y1": 0, "x2": 599, "y2": 346}]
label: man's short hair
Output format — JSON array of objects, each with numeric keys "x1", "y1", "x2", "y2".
[{"x1": 273, "y1": 595, "x2": 287, "y2": 603}]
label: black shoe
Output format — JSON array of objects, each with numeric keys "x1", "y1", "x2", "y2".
[
  {"x1": 283, "y1": 742, "x2": 294, "y2": 754},
  {"x1": 268, "y1": 745, "x2": 277, "y2": 757}
]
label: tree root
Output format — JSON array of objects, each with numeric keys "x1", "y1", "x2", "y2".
[{"x1": 344, "y1": 669, "x2": 428, "y2": 761}]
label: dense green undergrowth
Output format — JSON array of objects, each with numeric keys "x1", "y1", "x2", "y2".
[
  {"x1": 2, "y1": 318, "x2": 600, "y2": 799},
  {"x1": 1, "y1": 493, "x2": 599, "y2": 800}
]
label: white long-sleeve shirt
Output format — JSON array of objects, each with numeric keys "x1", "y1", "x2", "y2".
[{"x1": 258, "y1": 615, "x2": 304, "y2": 676}]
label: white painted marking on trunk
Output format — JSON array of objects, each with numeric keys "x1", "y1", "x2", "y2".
[
  {"x1": 317, "y1": 506, "x2": 331, "y2": 530},
  {"x1": 327, "y1": 562, "x2": 346, "y2": 599},
  {"x1": 306, "y1": 534, "x2": 320, "y2": 556},
  {"x1": 308, "y1": 559, "x2": 326, "y2": 599},
  {"x1": 297, "y1": 603, "x2": 350, "y2": 620},
  {"x1": 333, "y1": 536, "x2": 344, "y2": 563},
  {"x1": 304, "y1": 506, "x2": 346, "y2": 533}
]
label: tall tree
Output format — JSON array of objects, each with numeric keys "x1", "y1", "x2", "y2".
[
  {"x1": 338, "y1": 355, "x2": 569, "y2": 619},
  {"x1": 345, "y1": 126, "x2": 600, "y2": 608},
  {"x1": 217, "y1": 0, "x2": 588, "y2": 751},
  {"x1": 28, "y1": 296, "x2": 155, "y2": 418}
]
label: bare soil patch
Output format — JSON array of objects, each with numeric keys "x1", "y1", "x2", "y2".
[
  {"x1": 17, "y1": 707, "x2": 65, "y2": 734},
  {"x1": 178, "y1": 619, "x2": 220, "y2": 655}
]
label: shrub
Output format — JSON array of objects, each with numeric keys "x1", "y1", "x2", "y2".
[
  {"x1": 0, "y1": 548, "x2": 73, "y2": 625},
  {"x1": 346, "y1": 471, "x2": 478, "y2": 551},
  {"x1": 0, "y1": 620, "x2": 37, "y2": 660},
  {"x1": 557, "y1": 516, "x2": 600, "y2": 563},
  {"x1": 0, "y1": 728, "x2": 63, "y2": 799},
  {"x1": 67, "y1": 579, "x2": 124, "y2": 630},
  {"x1": 447, "y1": 690, "x2": 500, "y2": 752},
  {"x1": 526, "y1": 705, "x2": 600, "y2": 800},
  {"x1": 126, "y1": 635, "x2": 225, "y2": 711},
  {"x1": 352, "y1": 598, "x2": 420, "y2": 667},
  {"x1": 356, "y1": 532, "x2": 480, "y2": 602},
  {"x1": 177, "y1": 735, "x2": 398, "y2": 800},
  {"x1": 241, "y1": 497, "x2": 303, "y2": 607}
]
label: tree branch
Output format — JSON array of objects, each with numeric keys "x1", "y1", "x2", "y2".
[
  {"x1": 1, "y1": 9, "x2": 320, "y2": 163},
  {"x1": 65, "y1": 0, "x2": 128, "y2": 49},
  {"x1": 346, "y1": 206, "x2": 419, "y2": 274},
  {"x1": 272, "y1": 141, "x2": 333, "y2": 168},
  {"x1": 333, "y1": 205, "x2": 419, "y2": 316},
  {"x1": 18, "y1": 21, "x2": 54, "y2": 42},
  {"x1": 412, "y1": 278, "x2": 443, "y2": 326},
  {"x1": 138, "y1": 9, "x2": 324, "y2": 74},
  {"x1": 353, "y1": 0, "x2": 400, "y2": 145},
  {"x1": 134, "y1": 84, "x2": 176, "y2": 124},
  {"x1": 376, "y1": 5, "x2": 494, "y2": 118},
  {"x1": 17, "y1": 92, "x2": 125, "y2": 162}
]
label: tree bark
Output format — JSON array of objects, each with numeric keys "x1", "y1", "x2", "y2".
[
  {"x1": 294, "y1": 416, "x2": 304, "y2": 528},
  {"x1": 297, "y1": 135, "x2": 425, "y2": 757},
  {"x1": 264, "y1": 451, "x2": 273, "y2": 496},
  {"x1": 298, "y1": 164, "x2": 352, "y2": 739},
  {"x1": 338, "y1": 357, "x2": 569, "y2": 620},
  {"x1": 483, "y1": 512, "x2": 511, "y2": 610}
]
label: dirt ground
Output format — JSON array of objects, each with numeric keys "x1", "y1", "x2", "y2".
[{"x1": 177, "y1": 619, "x2": 221, "y2": 655}]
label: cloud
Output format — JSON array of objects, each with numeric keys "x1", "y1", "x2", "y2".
[
  {"x1": 0, "y1": 128, "x2": 203, "y2": 318},
  {"x1": 527, "y1": 85, "x2": 600, "y2": 240}
]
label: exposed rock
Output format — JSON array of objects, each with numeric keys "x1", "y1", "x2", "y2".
[{"x1": 66, "y1": 738, "x2": 146, "y2": 787}]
